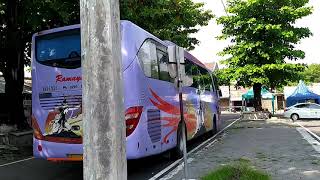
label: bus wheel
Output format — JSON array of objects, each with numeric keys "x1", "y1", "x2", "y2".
[{"x1": 171, "y1": 122, "x2": 185, "y2": 159}]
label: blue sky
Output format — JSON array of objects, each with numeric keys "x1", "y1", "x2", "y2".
[{"x1": 191, "y1": 0, "x2": 320, "y2": 65}]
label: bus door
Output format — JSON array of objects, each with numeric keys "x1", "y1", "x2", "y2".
[
  {"x1": 190, "y1": 66, "x2": 214, "y2": 137},
  {"x1": 184, "y1": 60, "x2": 204, "y2": 139},
  {"x1": 137, "y1": 39, "x2": 178, "y2": 153},
  {"x1": 155, "y1": 47, "x2": 178, "y2": 151},
  {"x1": 195, "y1": 85, "x2": 206, "y2": 136}
]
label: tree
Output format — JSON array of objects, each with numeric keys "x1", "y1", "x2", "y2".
[
  {"x1": 216, "y1": 0, "x2": 312, "y2": 111},
  {"x1": 300, "y1": 63, "x2": 320, "y2": 83},
  {"x1": 0, "y1": 0, "x2": 213, "y2": 127},
  {"x1": 214, "y1": 68, "x2": 233, "y2": 86},
  {"x1": 120, "y1": 0, "x2": 214, "y2": 50},
  {"x1": 0, "y1": 0, "x2": 80, "y2": 128}
]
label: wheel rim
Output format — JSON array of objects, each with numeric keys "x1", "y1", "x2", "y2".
[{"x1": 292, "y1": 114, "x2": 298, "y2": 121}]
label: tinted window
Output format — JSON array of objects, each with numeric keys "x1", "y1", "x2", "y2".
[
  {"x1": 185, "y1": 59, "x2": 213, "y2": 91},
  {"x1": 212, "y1": 74, "x2": 219, "y2": 92},
  {"x1": 35, "y1": 29, "x2": 81, "y2": 69},
  {"x1": 295, "y1": 104, "x2": 309, "y2": 108},
  {"x1": 309, "y1": 104, "x2": 320, "y2": 109},
  {"x1": 138, "y1": 39, "x2": 175, "y2": 83},
  {"x1": 185, "y1": 59, "x2": 201, "y2": 88},
  {"x1": 138, "y1": 40, "x2": 159, "y2": 79},
  {"x1": 199, "y1": 67, "x2": 213, "y2": 91}
]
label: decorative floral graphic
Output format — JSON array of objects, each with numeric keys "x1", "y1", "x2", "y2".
[{"x1": 149, "y1": 88, "x2": 198, "y2": 143}]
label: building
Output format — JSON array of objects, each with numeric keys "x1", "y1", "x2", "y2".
[
  {"x1": 204, "y1": 62, "x2": 219, "y2": 71},
  {"x1": 219, "y1": 85, "x2": 285, "y2": 112}
]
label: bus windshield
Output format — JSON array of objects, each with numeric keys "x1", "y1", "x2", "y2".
[{"x1": 36, "y1": 29, "x2": 81, "y2": 69}]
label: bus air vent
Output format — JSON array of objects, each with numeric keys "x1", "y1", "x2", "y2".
[
  {"x1": 39, "y1": 94, "x2": 82, "y2": 110},
  {"x1": 147, "y1": 109, "x2": 161, "y2": 143}
]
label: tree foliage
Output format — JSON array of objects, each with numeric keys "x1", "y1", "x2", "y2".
[
  {"x1": 0, "y1": 0, "x2": 213, "y2": 126},
  {"x1": 0, "y1": 0, "x2": 80, "y2": 66},
  {"x1": 120, "y1": 0, "x2": 214, "y2": 50},
  {"x1": 214, "y1": 68, "x2": 233, "y2": 86},
  {"x1": 217, "y1": 0, "x2": 312, "y2": 110},
  {"x1": 300, "y1": 63, "x2": 320, "y2": 84},
  {"x1": 0, "y1": 0, "x2": 79, "y2": 127}
]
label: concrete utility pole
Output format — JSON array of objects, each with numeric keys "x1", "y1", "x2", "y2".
[{"x1": 80, "y1": 0, "x2": 126, "y2": 180}]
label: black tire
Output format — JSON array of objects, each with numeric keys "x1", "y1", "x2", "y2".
[
  {"x1": 291, "y1": 114, "x2": 299, "y2": 121},
  {"x1": 171, "y1": 122, "x2": 186, "y2": 159}
]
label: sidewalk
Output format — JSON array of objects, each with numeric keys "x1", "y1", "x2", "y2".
[
  {"x1": 163, "y1": 118, "x2": 320, "y2": 180},
  {"x1": 0, "y1": 125, "x2": 33, "y2": 165}
]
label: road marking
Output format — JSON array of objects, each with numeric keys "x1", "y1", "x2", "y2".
[
  {"x1": 148, "y1": 118, "x2": 240, "y2": 180},
  {"x1": 205, "y1": 139, "x2": 218, "y2": 149},
  {"x1": 160, "y1": 158, "x2": 194, "y2": 180},
  {"x1": 296, "y1": 128, "x2": 320, "y2": 153},
  {"x1": 296, "y1": 122, "x2": 320, "y2": 142},
  {"x1": 296, "y1": 122, "x2": 320, "y2": 154},
  {"x1": 0, "y1": 157, "x2": 34, "y2": 168}
]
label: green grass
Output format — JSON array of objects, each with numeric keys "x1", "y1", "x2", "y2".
[{"x1": 201, "y1": 158, "x2": 271, "y2": 180}]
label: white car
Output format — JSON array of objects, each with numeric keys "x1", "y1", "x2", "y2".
[{"x1": 284, "y1": 103, "x2": 320, "y2": 121}]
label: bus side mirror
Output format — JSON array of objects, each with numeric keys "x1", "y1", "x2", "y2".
[
  {"x1": 168, "y1": 46, "x2": 177, "y2": 78},
  {"x1": 168, "y1": 46, "x2": 176, "y2": 63},
  {"x1": 168, "y1": 45, "x2": 188, "y2": 83},
  {"x1": 168, "y1": 46, "x2": 185, "y2": 64}
]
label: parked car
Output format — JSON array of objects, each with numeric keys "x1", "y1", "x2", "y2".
[{"x1": 284, "y1": 103, "x2": 320, "y2": 121}]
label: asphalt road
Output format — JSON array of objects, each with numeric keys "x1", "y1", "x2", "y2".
[{"x1": 0, "y1": 113, "x2": 239, "y2": 180}]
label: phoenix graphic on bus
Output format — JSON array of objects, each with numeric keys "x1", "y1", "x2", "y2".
[{"x1": 32, "y1": 21, "x2": 220, "y2": 161}]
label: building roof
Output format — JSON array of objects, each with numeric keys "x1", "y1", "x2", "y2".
[{"x1": 204, "y1": 62, "x2": 219, "y2": 71}]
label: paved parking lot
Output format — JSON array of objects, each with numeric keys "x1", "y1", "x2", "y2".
[{"x1": 163, "y1": 118, "x2": 320, "y2": 180}]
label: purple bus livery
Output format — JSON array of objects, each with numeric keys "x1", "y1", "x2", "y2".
[{"x1": 32, "y1": 21, "x2": 221, "y2": 161}]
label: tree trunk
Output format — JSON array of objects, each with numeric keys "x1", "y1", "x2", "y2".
[
  {"x1": 4, "y1": 0, "x2": 27, "y2": 129},
  {"x1": 4, "y1": 48, "x2": 26, "y2": 128},
  {"x1": 253, "y1": 83, "x2": 262, "y2": 111}
]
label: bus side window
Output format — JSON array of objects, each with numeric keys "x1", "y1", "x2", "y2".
[
  {"x1": 204, "y1": 71, "x2": 213, "y2": 92},
  {"x1": 138, "y1": 40, "x2": 159, "y2": 79},
  {"x1": 157, "y1": 49, "x2": 174, "y2": 83},
  {"x1": 212, "y1": 75, "x2": 219, "y2": 92},
  {"x1": 185, "y1": 59, "x2": 200, "y2": 88},
  {"x1": 197, "y1": 66, "x2": 211, "y2": 92}
]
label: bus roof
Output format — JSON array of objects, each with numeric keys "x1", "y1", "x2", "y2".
[{"x1": 32, "y1": 21, "x2": 209, "y2": 72}]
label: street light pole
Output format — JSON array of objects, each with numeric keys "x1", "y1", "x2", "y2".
[{"x1": 80, "y1": 0, "x2": 126, "y2": 180}]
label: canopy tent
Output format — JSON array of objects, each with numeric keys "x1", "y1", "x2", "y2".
[
  {"x1": 286, "y1": 80, "x2": 320, "y2": 107},
  {"x1": 242, "y1": 87, "x2": 275, "y2": 114},
  {"x1": 242, "y1": 87, "x2": 274, "y2": 100}
]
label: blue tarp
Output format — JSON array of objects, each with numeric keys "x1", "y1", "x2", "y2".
[{"x1": 286, "y1": 80, "x2": 320, "y2": 107}]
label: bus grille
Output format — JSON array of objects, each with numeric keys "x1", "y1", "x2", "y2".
[
  {"x1": 39, "y1": 93, "x2": 82, "y2": 110},
  {"x1": 147, "y1": 109, "x2": 161, "y2": 143}
]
